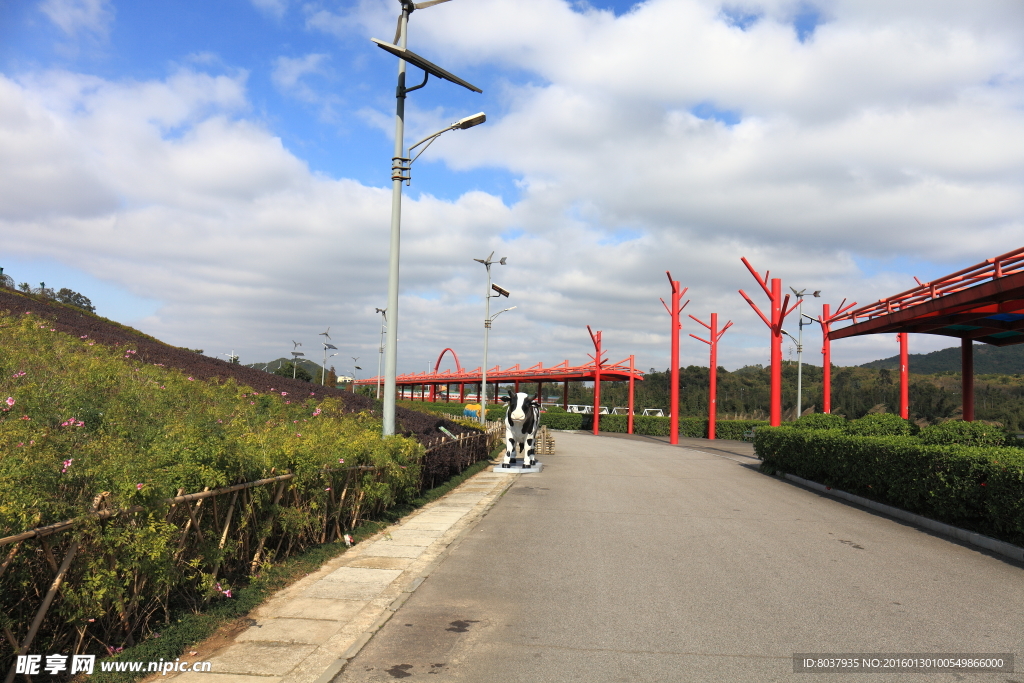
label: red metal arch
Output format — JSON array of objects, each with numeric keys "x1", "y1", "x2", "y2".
[{"x1": 434, "y1": 348, "x2": 463, "y2": 374}]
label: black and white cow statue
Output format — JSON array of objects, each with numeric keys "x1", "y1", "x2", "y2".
[{"x1": 500, "y1": 390, "x2": 540, "y2": 468}]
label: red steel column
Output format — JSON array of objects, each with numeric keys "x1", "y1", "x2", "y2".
[
  {"x1": 563, "y1": 380, "x2": 569, "y2": 411},
  {"x1": 769, "y1": 278, "x2": 782, "y2": 426},
  {"x1": 690, "y1": 313, "x2": 733, "y2": 440},
  {"x1": 662, "y1": 273, "x2": 689, "y2": 445},
  {"x1": 460, "y1": 383, "x2": 465, "y2": 402},
  {"x1": 709, "y1": 314, "x2": 718, "y2": 439},
  {"x1": 627, "y1": 355, "x2": 635, "y2": 435},
  {"x1": 898, "y1": 333, "x2": 909, "y2": 419},
  {"x1": 821, "y1": 304, "x2": 832, "y2": 414},
  {"x1": 962, "y1": 337, "x2": 974, "y2": 421},
  {"x1": 588, "y1": 326, "x2": 604, "y2": 435},
  {"x1": 739, "y1": 259, "x2": 795, "y2": 428}
]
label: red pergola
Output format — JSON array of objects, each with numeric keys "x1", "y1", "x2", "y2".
[
  {"x1": 829, "y1": 246, "x2": 1024, "y2": 420},
  {"x1": 355, "y1": 348, "x2": 644, "y2": 429}
]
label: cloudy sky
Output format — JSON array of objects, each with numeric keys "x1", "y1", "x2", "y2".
[{"x1": 2, "y1": 0, "x2": 1022, "y2": 379}]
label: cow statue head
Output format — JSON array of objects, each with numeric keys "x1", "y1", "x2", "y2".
[{"x1": 501, "y1": 390, "x2": 539, "y2": 421}]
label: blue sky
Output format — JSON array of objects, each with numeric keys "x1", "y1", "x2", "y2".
[{"x1": 2, "y1": 0, "x2": 1022, "y2": 383}]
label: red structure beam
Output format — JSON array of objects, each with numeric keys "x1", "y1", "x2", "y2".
[
  {"x1": 661, "y1": 272, "x2": 689, "y2": 445},
  {"x1": 690, "y1": 312, "x2": 732, "y2": 440}
]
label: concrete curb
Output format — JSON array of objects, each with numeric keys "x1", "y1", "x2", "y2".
[{"x1": 782, "y1": 473, "x2": 1024, "y2": 563}]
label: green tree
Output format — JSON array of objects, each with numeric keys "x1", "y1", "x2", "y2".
[
  {"x1": 56, "y1": 287, "x2": 96, "y2": 313},
  {"x1": 274, "y1": 362, "x2": 312, "y2": 382}
]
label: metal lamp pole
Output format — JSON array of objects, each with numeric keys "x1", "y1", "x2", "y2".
[
  {"x1": 475, "y1": 252, "x2": 508, "y2": 424},
  {"x1": 373, "y1": 1, "x2": 484, "y2": 436},
  {"x1": 784, "y1": 288, "x2": 820, "y2": 418},
  {"x1": 375, "y1": 308, "x2": 387, "y2": 399}
]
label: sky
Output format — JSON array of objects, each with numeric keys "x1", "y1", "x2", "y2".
[{"x1": 1, "y1": 0, "x2": 1022, "y2": 382}]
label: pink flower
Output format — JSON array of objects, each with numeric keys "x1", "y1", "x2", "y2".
[
  {"x1": 281, "y1": 391, "x2": 288, "y2": 396},
  {"x1": 19, "y1": 415, "x2": 30, "y2": 421},
  {"x1": 295, "y1": 433, "x2": 301, "y2": 437},
  {"x1": 312, "y1": 408, "x2": 321, "y2": 416},
  {"x1": 325, "y1": 487, "x2": 331, "y2": 491},
  {"x1": 286, "y1": 401, "x2": 291, "y2": 404},
  {"x1": 188, "y1": 377, "x2": 195, "y2": 381},
  {"x1": 80, "y1": 335, "x2": 88, "y2": 339},
  {"x1": 338, "y1": 458, "x2": 344, "y2": 463},
  {"x1": 61, "y1": 459, "x2": 73, "y2": 473},
  {"x1": 5, "y1": 397, "x2": 14, "y2": 407},
  {"x1": 136, "y1": 483, "x2": 144, "y2": 490}
]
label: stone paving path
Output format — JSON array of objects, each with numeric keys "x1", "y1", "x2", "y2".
[{"x1": 166, "y1": 469, "x2": 516, "y2": 683}]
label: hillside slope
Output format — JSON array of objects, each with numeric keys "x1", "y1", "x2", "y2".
[
  {"x1": 860, "y1": 342, "x2": 1024, "y2": 374},
  {"x1": 0, "y1": 287, "x2": 458, "y2": 437}
]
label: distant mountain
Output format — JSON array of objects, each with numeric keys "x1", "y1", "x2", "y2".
[
  {"x1": 860, "y1": 343, "x2": 1024, "y2": 374},
  {"x1": 249, "y1": 357, "x2": 332, "y2": 379}
]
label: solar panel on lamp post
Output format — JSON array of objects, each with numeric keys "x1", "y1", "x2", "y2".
[{"x1": 372, "y1": 0, "x2": 484, "y2": 437}]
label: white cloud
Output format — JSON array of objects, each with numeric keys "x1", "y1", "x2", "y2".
[
  {"x1": 271, "y1": 53, "x2": 330, "y2": 103},
  {"x1": 251, "y1": 0, "x2": 289, "y2": 19},
  {"x1": 4, "y1": 0, "x2": 1024, "y2": 380},
  {"x1": 39, "y1": 0, "x2": 114, "y2": 43}
]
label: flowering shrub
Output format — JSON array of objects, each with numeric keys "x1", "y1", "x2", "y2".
[{"x1": 0, "y1": 311, "x2": 425, "y2": 664}]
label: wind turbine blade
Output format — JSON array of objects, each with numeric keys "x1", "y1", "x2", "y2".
[
  {"x1": 393, "y1": 14, "x2": 402, "y2": 43},
  {"x1": 414, "y1": 0, "x2": 451, "y2": 7}
]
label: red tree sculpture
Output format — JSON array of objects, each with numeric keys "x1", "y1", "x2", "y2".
[
  {"x1": 738, "y1": 258, "x2": 799, "y2": 426},
  {"x1": 587, "y1": 326, "x2": 607, "y2": 435},
  {"x1": 689, "y1": 313, "x2": 733, "y2": 439},
  {"x1": 660, "y1": 273, "x2": 689, "y2": 445}
]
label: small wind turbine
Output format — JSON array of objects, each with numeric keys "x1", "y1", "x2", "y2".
[
  {"x1": 290, "y1": 340, "x2": 304, "y2": 380},
  {"x1": 322, "y1": 330, "x2": 339, "y2": 386}
]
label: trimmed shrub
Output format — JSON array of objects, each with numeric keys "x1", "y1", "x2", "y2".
[
  {"x1": 846, "y1": 412, "x2": 917, "y2": 437},
  {"x1": 793, "y1": 413, "x2": 848, "y2": 430},
  {"x1": 540, "y1": 412, "x2": 584, "y2": 430},
  {"x1": 755, "y1": 426, "x2": 1024, "y2": 546},
  {"x1": 919, "y1": 420, "x2": 1008, "y2": 447},
  {"x1": 538, "y1": 412, "x2": 768, "y2": 440}
]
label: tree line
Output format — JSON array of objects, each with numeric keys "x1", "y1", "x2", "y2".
[{"x1": 544, "y1": 362, "x2": 1024, "y2": 430}]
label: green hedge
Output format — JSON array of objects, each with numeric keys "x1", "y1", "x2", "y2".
[
  {"x1": 755, "y1": 426, "x2": 1024, "y2": 545},
  {"x1": 539, "y1": 412, "x2": 768, "y2": 440},
  {"x1": 919, "y1": 420, "x2": 1009, "y2": 447}
]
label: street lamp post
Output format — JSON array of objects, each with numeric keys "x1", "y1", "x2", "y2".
[
  {"x1": 783, "y1": 288, "x2": 820, "y2": 418},
  {"x1": 475, "y1": 252, "x2": 510, "y2": 425},
  {"x1": 373, "y1": 2, "x2": 484, "y2": 437},
  {"x1": 375, "y1": 308, "x2": 387, "y2": 399},
  {"x1": 320, "y1": 328, "x2": 337, "y2": 386}
]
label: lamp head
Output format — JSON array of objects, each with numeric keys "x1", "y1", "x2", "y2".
[{"x1": 454, "y1": 112, "x2": 486, "y2": 130}]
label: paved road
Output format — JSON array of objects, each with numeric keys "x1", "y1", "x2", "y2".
[{"x1": 338, "y1": 432, "x2": 1024, "y2": 682}]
